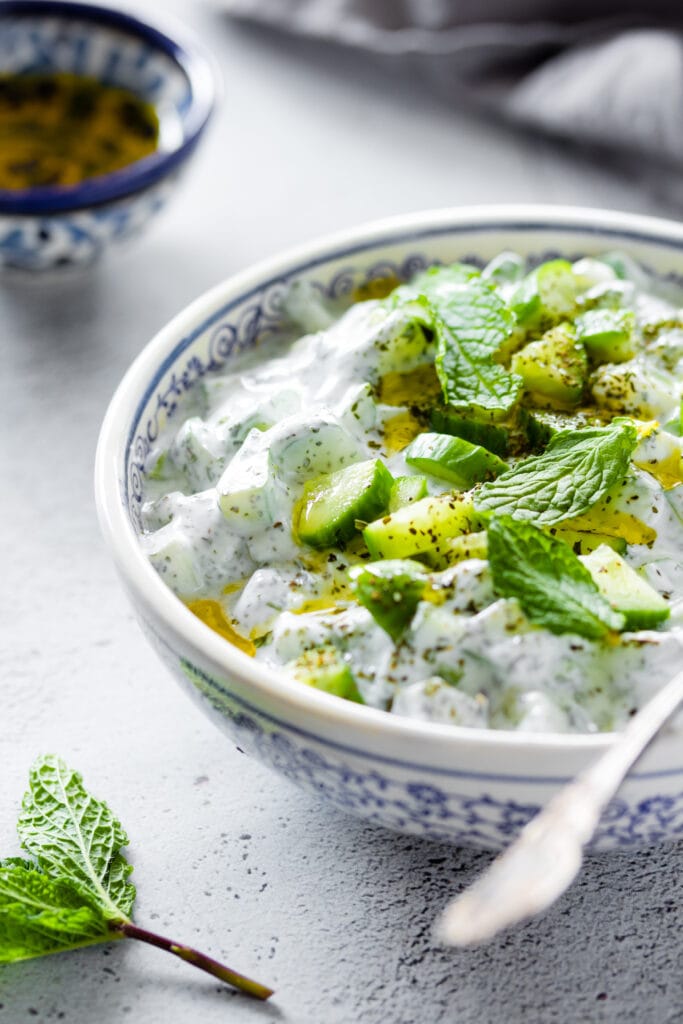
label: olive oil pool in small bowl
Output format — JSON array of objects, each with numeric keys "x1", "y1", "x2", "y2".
[
  {"x1": 0, "y1": 72, "x2": 160, "y2": 191},
  {"x1": 0, "y1": 1, "x2": 216, "y2": 271}
]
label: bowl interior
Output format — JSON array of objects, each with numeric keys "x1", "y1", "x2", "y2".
[{"x1": 124, "y1": 211, "x2": 683, "y2": 532}]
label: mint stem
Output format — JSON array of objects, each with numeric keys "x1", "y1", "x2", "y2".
[{"x1": 111, "y1": 921, "x2": 273, "y2": 1000}]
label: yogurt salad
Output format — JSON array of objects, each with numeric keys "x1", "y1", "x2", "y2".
[{"x1": 140, "y1": 252, "x2": 683, "y2": 734}]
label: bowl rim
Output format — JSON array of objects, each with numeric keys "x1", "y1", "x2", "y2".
[
  {"x1": 95, "y1": 203, "x2": 683, "y2": 764},
  {"x1": 0, "y1": 0, "x2": 217, "y2": 215}
]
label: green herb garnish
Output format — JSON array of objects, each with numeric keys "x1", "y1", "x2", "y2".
[
  {"x1": 475, "y1": 420, "x2": 638, "y2": 526},
  {"x1": 390, "y1": 273, "x2": 522, "y2": 418},
  {"x1": 0, "y1": 756, "x2": 273, "y2": 1000},
  {"x1": 487, "y1": 516, "x2": 625, "y2": 639},
  {"x1": 350, "y1": 559, "x2": 428, "y2": 641},
  {"x1": 431, "y1": 282, "x2": 522, "y2": 417}
]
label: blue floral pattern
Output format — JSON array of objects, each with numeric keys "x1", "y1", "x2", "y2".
[{"x1": 176, "y1": 657, "x2": 683, "y2": 849}]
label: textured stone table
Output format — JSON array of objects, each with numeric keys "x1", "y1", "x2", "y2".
[{"x1": 1, "y1": 3, "x2": 681, "y2": 1021}]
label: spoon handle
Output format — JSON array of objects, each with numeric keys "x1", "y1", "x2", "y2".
[{"x1": 435, "y1": 668, "x2": 683, "y2": 947}]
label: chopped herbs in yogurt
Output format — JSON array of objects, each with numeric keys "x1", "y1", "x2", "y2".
[{"x1": 141, "y1": 253, "x2": 683, "y2": 734}]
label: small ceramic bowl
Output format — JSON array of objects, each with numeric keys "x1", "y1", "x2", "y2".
[
  {"x1": 0, "y1": 1, "x2": 216, "y2": 271},
  {"x1": 95, "y1": 206, "x2": 683, "y2": 850}
]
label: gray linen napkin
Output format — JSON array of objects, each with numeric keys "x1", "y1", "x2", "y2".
[{"x1": 223, "y1": 1, "x2": 683, "y2": 180}]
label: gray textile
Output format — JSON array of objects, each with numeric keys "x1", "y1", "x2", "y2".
[{"x1": 224, "y1": 1, "x2": 683, "y2": 175}]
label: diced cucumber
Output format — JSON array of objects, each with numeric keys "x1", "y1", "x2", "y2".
[
  {"x1": 430, "y1": 406, "x2": 510, "y2": 457},
  {"x1": 523, "y1": 408, "x2": 601, "y2": 450},
  {"x1": 590, "y1": 360, "x2": 676, "y2": 420},
  {"x1": 546, "y1": 526, "x2": 627, "y2": 556},
  {"x1": 349, "y1": 559, "x2": 428, "y2": 641},
  {"x1": 481, "y1": 251, "x2": 526, "y2": 284},
  {"x1": 217, "y1": 429, "x2": 276, "y2": 535},
  {"x1": 580, "y1": 545, "x2": 670, "y2": 629},
  {"x1": 363, "y1": 492, "x2": 481, "y2": 560},
  {"x1": 572, "y1": 257, "x2": 617, "y2": 291},
  {"x1": 269, "y1": 415, "x2": 362, "y2": 483},
  {"x1": 296, "y1": 459, "x2": 393, "y2": 549},
  {"x1": 575, "y1": 309, "x2": 635, "y2": 363},
  {"x1": 510, "y1": 259, "x2": 577, "y2": 331},
  {"x1": 286, "y1": 645, "x2": 364, "y2": 702},
  {"x1": 577, "y1": 279, "x2": 635, "y2": 312},
  {"x1": 420, "y1": 530, "x2": 488, "y2": 569},
  {"x1": 404, "y1": 432, "x2": 507, "y2": 488},
  {"x1": 511, "y1": 323, "x2": 588, "y2": 408},
  {"x1": 388, "y1": 475, "x2": 428, "y2": 512}
]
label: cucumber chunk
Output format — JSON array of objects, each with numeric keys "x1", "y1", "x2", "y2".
[
  {"x1": 510, "y1": 259, "x2": 577, "y2": 331},
  {"x1": 404, "y1": 432, "x2": 507, "y2": 488},
  {"x1": 388, "y1": 474, "x2": 428, "y2": 512},
  {"x1": 350, "y1": 559, "x2": 428, "y2": 641},
  {"x1": 363, "y1": 492, "x2": 481, "y2": 560},
  {"x1": 430, "y1": 406, "x2": 510, "y2": 457},
  {"x1": 511, "y1": 323, "x2": 588, "y2": 408},
  {"x1": 286, "y1": 645, "x2": 364, "y2": 702},
  {"x1": 296, "y1": 458, "x2": 393, "y2": 549},
  {"x1": 481, "y1": 251, "x2": 526, "y2": 284},
  {"x1": 580, "y1": 545, "x2": 670, "y2": 629},
  {"x1": 420, "y1": 530, "x2": 489, "y2": 569},
  {"x1": 575, "y1": 309, "x2": 635, "y2": 363},
  {"x1": 523, "y1": 408, "x2": 602, "y2": 450}
]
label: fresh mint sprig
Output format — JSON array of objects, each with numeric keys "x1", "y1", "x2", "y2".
[
  {"x1": 389, "y1": 271, "x2": 522, "y2": 417},
  {"x1": 475, "y1": 420, "x2": 638, "y2": 526},
  {"x1": 487, "y1": 515, "x2": 625, "y2": 639},
  {"x1": 0, "y1": 756, "x2": 273, "y2": 1000}
]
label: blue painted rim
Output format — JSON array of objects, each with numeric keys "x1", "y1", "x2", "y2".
[{"x1": 0, "y1": 0, "x2": 216, "y2": 214}]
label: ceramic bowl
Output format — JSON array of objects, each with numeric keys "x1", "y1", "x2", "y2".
[
  {"x1": 0, "y1": 1, "x2": 215, "y2": 271},
  {"x1": 95, "y1": 205, "x2": 683, "y2": 850}
]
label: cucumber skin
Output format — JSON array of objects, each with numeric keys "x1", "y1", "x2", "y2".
[
  {"x1": 405, "y1": 432, "x2": 507, "y2": 488},
  {"x1": 511, "y1": 324, "x2": 588, "y2": 409},
  {"x1": 389, "y1": 475, "x2": 428, "y2": 512},
  {"x1": 430, "y1": 407, "x2": 510, "y2": 457},
  {"x1": 352, "y1": 562, "x2": 427, "y2": 641},
  {"x1": 288, "y1": 646, "x2": 364, "y2": 702},
  {"x1": 510, "y1": 260, "x2": 577, "y2": 331},
  {"x1": 363, "y1": 492, "x2": 481, "y2": 561},
  {"x1": 297, "y1": 459, "x2": 393, "y2": 550},
  {"x1": 580, "y1": 545, "x2": 670, "y2": 630},
  {"x1": 575, "y1": 309, "x2": 635, "y2": 363}
]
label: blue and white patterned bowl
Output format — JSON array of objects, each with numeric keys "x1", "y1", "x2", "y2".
[
  {"x1": 95, "y1": 206, "x2": 683, "y2": 850},
  {"x1": 0, "y1": 1, "x2": 216, "y2": 271}
]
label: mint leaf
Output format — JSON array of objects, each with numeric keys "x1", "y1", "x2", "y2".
[
  {"x1": 0, "y1": 862, "x2": 110, "y2": 963},
  {"x1": 388, "y1": 262, "x2": 481, "y2": 305},
  {"x1": 389, "y1": 270, "x2": 521, "y2": 417},
  {"x1": 18, "y1": 755, "x2": 134, "y2": 921},
  {"x1": 487, "y1": 516, "x2": 625, "y2": 639},
  {"x1": 0, "y1": 756, "x2": 273, "y2": 999},
  {"x1": 475, "y1": 420, "x2": 638, "y2": 526},
  {"x1": 350, "y1": 559, "x2": 428, "y2": 641},
  {"x1": 431, "y1": 281, "x2": 522, "y2": 417}
]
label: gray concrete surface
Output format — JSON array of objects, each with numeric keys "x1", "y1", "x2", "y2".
[{"x1": 1, "y1": 2, "x2": 682, "y2": 1021}]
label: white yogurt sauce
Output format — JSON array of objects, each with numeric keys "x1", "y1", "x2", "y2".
[{"x1": 140, "y1": 255, "x2": 683, "y2": 733}]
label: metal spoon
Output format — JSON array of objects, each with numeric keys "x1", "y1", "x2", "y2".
[{"x1": 434, "y1": 667, "x2": 683, "y2": 947}]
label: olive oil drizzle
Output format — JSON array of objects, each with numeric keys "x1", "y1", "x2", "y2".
[{"x1": 0, "y1": 72, "x2": 159, "y2": 189}]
